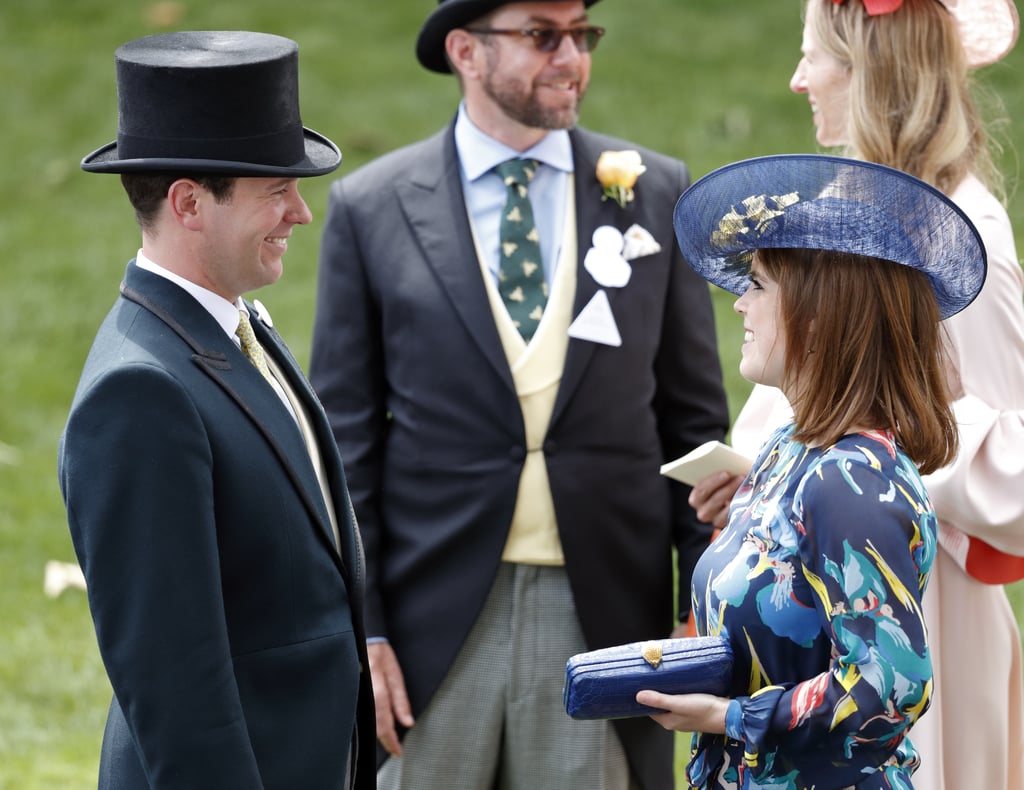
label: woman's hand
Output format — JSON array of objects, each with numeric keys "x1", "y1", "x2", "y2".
[{"x1": 636, "y1": 690, "x2": 730, "y2": 734}]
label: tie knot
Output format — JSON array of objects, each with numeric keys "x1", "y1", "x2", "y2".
[
  {"x1": 236, "y1": 309, "x2": 272, "y2": 381},
  {"x1": 236, "y1": 308, "x2": 255, "y2": 339},
  {"x1": 495, "y1": 158, "x2": 540, "y2": 188}
]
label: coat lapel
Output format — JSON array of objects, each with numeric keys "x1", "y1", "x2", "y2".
[
  {"x1": 395, "y1": 126, "x2": 516, "y2": 392},
  {"x1": 247, "y1": 304, "x2": 361, "y2": 584},
  {"x1": 393, "y1": 125, "x2": 635, "y2": 416},
  {"x1": 551, "y1": 129, "x2": 628, "y2": 426},
  {"x1": 119, "y1": 265, "x2": 347, "y2": 579}
]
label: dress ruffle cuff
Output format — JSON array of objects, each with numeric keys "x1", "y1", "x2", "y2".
[{"x1": 730, "y1": 686, "x2": 787, "y2": 768}]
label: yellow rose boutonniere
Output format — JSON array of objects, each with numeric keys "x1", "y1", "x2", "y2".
[{"x1": 596, "y1": 150, "x2": 647, "y2": 208}]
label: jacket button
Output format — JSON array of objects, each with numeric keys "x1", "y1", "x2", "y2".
[
  {"x1": 510, "y1": 446, "x2": 526, "y2": 461},
  {"x1": 543, "y1": 440, "x2": 557, "y2": 455}
]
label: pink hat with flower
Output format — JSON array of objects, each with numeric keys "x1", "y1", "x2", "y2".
[{"x1": 833, "y1": 0, "x2": 1019, "y2": 67}]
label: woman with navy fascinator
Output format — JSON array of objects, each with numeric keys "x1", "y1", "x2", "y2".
[
  {"x1": 638, "y1": 153, "x2": 985, "y2": 788},
  {"x1": 686, "y1": 2, "x2": 1024, "y2": 785}
]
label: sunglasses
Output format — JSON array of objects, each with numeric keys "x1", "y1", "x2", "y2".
[{"x1": 465, "y1": 26, "x2": 605, "y2": 54}]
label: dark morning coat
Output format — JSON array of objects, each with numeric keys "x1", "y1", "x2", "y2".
[
  {"x1": 58, "y1": 263, "x2": 375, "y2": 790},
  {"x1": 308, "y1": 123, "x2": 730, "y2": 790}
]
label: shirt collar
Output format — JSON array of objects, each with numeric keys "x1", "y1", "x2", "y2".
[
  {"x1": 454, "y1": 102, "x2": 574, "y2": 182},
  {"x1": 134, "y1": 249, "x2": 245, "y2": 343}
]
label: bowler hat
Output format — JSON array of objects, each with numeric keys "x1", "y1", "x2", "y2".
[
  {"x1": 416, "y1": 0, "x2": 603, "y2": 73},
  {"x1": 82, "y1": 31, "x2": 341, "y2": 177},
  {"x1": 673, "y1": 154, "x2": 986, "y2": 319}
]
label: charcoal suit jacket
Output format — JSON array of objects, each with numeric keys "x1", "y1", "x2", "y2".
[{"x1": 309, "y1": 123, "x2": 729, "y2": 790}]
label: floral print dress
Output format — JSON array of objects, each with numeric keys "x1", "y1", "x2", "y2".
[{"x1": 688, "y1": 425, "x2": 937, "y2": 789}]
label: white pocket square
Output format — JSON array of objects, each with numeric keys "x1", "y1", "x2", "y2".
[{"x1": 622, "y1": 224, "x2": 662, "y2": 261}]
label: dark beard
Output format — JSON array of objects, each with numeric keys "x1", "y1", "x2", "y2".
[
  {"x1": 490, "y1": 88, "x2": 582, "y2": 130},
  {"x1": 480, "y1": 60, "x2": 584, "y2": 130}
]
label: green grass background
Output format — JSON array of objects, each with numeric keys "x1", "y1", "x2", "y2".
[{"x1": 2, "y1": 1, "x2": 1021, "y2": 786}]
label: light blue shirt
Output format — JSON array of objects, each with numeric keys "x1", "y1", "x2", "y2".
[{"x1": 454, "y1": 103, "x2": 574, "y2": 287}]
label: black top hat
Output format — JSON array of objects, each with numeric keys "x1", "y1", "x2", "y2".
[
  {"x1": 416, "y1": 0, "x2": 603, "y2": 73},
  {"x1": 82, "y1": 31, "x2": 341, "y2": 177}
]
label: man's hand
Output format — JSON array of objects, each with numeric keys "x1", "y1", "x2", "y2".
[
  {"x1": 689, "y1": 470, "x2": 745, "y2": 529},
  {"x1": 367, "y1": 641, "x2": 415, "y2": 757}
]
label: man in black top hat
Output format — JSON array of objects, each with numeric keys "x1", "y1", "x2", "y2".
[
  {"x1": 59, "y1": 31, "x2": 374, "y2": 790},
  {"x1": 308, "y1": 2, "x2": 729, "y2": 788}
]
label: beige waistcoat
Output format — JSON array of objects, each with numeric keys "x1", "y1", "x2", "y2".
[
  {"x1": 473, "y1": 185, "x2": 578, "y2": 565},
  {"x1": 265, "y1": 353, "x2": 341, "y2": 553}
]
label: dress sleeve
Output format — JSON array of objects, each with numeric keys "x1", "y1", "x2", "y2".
[
  {"x1": 924, "y1": 186, "x2": 1024, "y2": 553},
  {"x1": 729, "y1": 451, "x2": 934, "y2": 786},
  {"x1": 729, "y1": 384, "x2": 793, "y2": 458}
]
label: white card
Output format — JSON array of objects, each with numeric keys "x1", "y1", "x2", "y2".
[
  {"x1": 660, "y1": 441, "x2": 752, "y2": 486},
  {"x1": 567, "y1": 290, "x2": 622, "y2": 347}
]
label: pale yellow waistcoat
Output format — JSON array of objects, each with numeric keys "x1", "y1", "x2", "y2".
[
  {"x1": 265, "y1": 352, "x2": 341, "y2": 553},
  {"x1": 473, "y1": 185, "x2": 578, "y2": 565}
]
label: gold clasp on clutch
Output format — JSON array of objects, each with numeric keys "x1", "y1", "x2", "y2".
[{"x1": 641, "y1": 641, "x2": 663, "y2": 668}]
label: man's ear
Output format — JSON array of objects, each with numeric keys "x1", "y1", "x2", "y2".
[
  {"x1": 166, "y1": 178, "x2": 204, "y2": 231},
  {"x1": 445, "y1": 29, "x2": 481, "y2": 81}
]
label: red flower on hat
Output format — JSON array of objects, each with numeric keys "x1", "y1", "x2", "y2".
[{"x1": 832, "y1": 0, "x2": 904, "y2": 15}]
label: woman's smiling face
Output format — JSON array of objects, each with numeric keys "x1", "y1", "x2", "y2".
[
  {"x1": 790, "y1": 5, "x2": 852, "y2": 147},
  {"x1": 733, "y1": 258, "x2": 787, "y2": 390}
]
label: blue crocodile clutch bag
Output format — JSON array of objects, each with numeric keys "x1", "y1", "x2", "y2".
[{"x1": 563, "y1": 635, "x2": 733, "y2": 720}]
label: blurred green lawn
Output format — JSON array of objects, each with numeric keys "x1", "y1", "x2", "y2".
[{"x1": 2, "y1": 1, "x2": 1021, "y2": 786}]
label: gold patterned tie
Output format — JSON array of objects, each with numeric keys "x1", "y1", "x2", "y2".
[
  {"x1": 235, "y1": 309, "x2": 272, "y2": 382},
  {"x1": 495, "y1": 158, "x2": 548, "y2": 341}
]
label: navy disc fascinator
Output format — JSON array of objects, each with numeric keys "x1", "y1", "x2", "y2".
[{"x1": 673, "y1": 154, "x2": 986, "y2": 319}]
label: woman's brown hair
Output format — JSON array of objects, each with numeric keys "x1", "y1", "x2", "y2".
[{"x1": 759, "y1": 246, "x2": 958, "y2": 472}]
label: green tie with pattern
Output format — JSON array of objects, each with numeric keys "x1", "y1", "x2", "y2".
[
  {"x1": 235, "y1": 309, "x2": 272, "y2": 382},
  {"x1": 495, "y1": 158, "x2": 547, "y2": 341}
]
